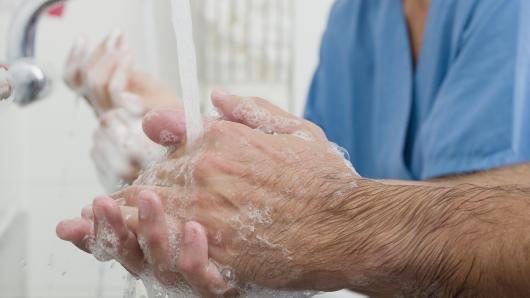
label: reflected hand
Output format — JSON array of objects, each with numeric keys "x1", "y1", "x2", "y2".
[
  {"x1": 91, "y1": 108, "x2": 164, "y2": 192},
  {"x1": 63, "y1": 31, "x2": 179, "y2": 116}
]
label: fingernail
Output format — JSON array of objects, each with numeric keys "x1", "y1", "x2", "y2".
[
  {"x1": 138, "y1": 195, "x2": 153, "y2": 221},
  {"x1": 184, "y1": 223, "x2": 196, "y2": 245}
]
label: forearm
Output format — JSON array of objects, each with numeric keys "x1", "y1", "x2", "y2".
[
  {"x1": 320, "y1": 179, "x2": 530, "y2": 297},
  {"x1": 431, "y1": 163, "x2": 530, "y2": 187}
]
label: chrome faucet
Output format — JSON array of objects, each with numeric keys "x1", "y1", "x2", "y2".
[{"x1": 3, "y1": 0, "x2": 66, "y2": 106}]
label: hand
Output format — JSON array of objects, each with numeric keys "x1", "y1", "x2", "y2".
[
  {"x1": 63, "y1": 30, "x2": 179, "y2": 116},
  {"x1": 113, "y1": 91, "x2": 360, "y2": 291},
  {"x1": 91, "y1": 108, "x2": 164, "y2": 192},
  {"x1": 56, "y1": 196, "x2": 232, "y2": 298},
  {"x1": 63, "y1": 30, "x2": 182, "y2": 190}
]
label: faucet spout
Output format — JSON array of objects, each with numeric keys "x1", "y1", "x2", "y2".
[
  {"x1": 5, "y1": 0, "x2": 67, "y2": 106},
  {"x1": 8, "y1": 0, "x2": 66, "y2": 61}
]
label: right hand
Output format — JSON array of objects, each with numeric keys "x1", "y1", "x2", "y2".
[
  {"x1": 64, "y1": 31, "x2": 181, "y2": 190},
  {"x1": 63, "y1": 30, "x2": 179, "y2": 116}
]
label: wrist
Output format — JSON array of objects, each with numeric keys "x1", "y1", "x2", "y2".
[
  {"x1": 336, "y1": 181, "x2": 498, "y2": 296},
  {"x1": 319, "y1": 179, "x2": 530, "y2": 297},
  {"x1": 298, "y1": 178, "x2": 391, "y2": 293},
  {"x1": 309, "y1": 179, "x2": 479, "y2": 296}
]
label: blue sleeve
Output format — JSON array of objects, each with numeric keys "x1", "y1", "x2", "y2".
[{"x1": 413, "y1": 0, "x2": 530, "y2": 179}]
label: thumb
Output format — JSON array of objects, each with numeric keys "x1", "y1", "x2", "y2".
[{"x1": 142, "y1": 109, "x2": 186, "y2": 146}]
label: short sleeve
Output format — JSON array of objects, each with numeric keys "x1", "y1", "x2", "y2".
[{"x1": 412, "y1": 0, "x2": 530, "y2": 179}]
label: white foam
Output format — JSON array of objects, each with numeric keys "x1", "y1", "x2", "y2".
[
  {"x1": 233, "y1": 98, "x2": 301, "y2": 134},
  {"x1": 328, "y1": 142, "x2": 359, "y2": 176},
  {"x1": 88, "y1": 218, "x2": 120, "y2": 262},
  {"x1": 292, "y1": 130, "x2": 315, "y2": 142},
  {"x1": 159, "y1": 130, "x2": 180, "y2": 145},
  {"x1": 123, "y1": 274, "x2": 138, "y2": 298}
]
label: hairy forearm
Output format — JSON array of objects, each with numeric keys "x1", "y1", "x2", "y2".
[
  {"x1": 321, "y1": 179, "x2": 530, "y2": 297},
  {"x1": 431, "y1": 163, "x2": 530, "y2": 187}
]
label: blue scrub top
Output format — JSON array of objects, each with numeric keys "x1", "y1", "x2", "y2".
[{"x1": 305, "y1": 0, "x2": 530, "y2": 180}]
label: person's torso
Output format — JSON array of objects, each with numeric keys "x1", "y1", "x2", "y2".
[{"x1": 305, "y1": 0, "x2": 525, "y2": 179}]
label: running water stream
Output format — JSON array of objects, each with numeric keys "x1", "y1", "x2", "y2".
[
  {"x1": 130, "y1": 1, "x2": 205, "y2": 297},
  {"x1": 170, "y1": 0, "x2": 204, "y2": 150},
  {"x1": 126, "y1": 1, "x2": 319, "y2": 297}
]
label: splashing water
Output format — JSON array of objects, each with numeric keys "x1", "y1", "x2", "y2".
[{"x1": 170, "y1": 0, "x2": 204, "y2": 151}]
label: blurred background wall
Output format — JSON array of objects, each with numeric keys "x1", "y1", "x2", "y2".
[{"x1": 0, "y1": 0, "x2": 364, "y2": 297}]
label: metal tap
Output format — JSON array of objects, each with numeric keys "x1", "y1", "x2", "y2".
[{"x1": 4, "y1": 0, "x2": 66, "y2": 106}]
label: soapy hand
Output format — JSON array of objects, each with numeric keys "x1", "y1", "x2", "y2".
[
  {"x1": 63, "y1": 30, "x2": 178, "y2": 116},
  {"x1": 58, "y1": 91, "x2": 360, "y2": 295},
  {"x1": 117, "y1": 91, "x2": 358, "y2": 291},
  {"x1": 64, "y1": 31, "x2": 182, "y2": 191}
]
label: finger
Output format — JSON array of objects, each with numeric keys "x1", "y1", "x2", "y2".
[
  {"x1": 110, "y1": 185, "x2": 186, "y2": 209},
  {"x1": 108, "y1": 56, "x2": 137, "y2": 109},
  {"x1": 137, "y1": 190, "x2": 178, "y2": 284},
  {"x1": 142, "y1": 109, "x2": 187, "y2": 146},
  {"x1": 93, "y1": 196, "x2": 144, "y2": 274},
  {"x1": 84, "y1": 29, "x2": 123, "y2": 70},
  {"x1": 84, "y1": 51, "x2": 131, "y2": 113},
  {"x1": 211, "y1": 89, "x2": 300, "y2": 132},
  {"x1": 63, "y1": 37, "x2": 88, "y2": 91},
  {"x1": 178, "y1": 221, "x2": 231, "y2": 297},
  {"x1": 56, "y1": 217, "x2": 94, "y2": 253},
  {"x1": 211, "y1": 90, "x2": 327, "y2": 142},
  {"x1": 121, "y1": 206, "x2": 139, "y2": 232},
  {"x1": 82, "y1": 30, "x2": 127, "y2": 113}
]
